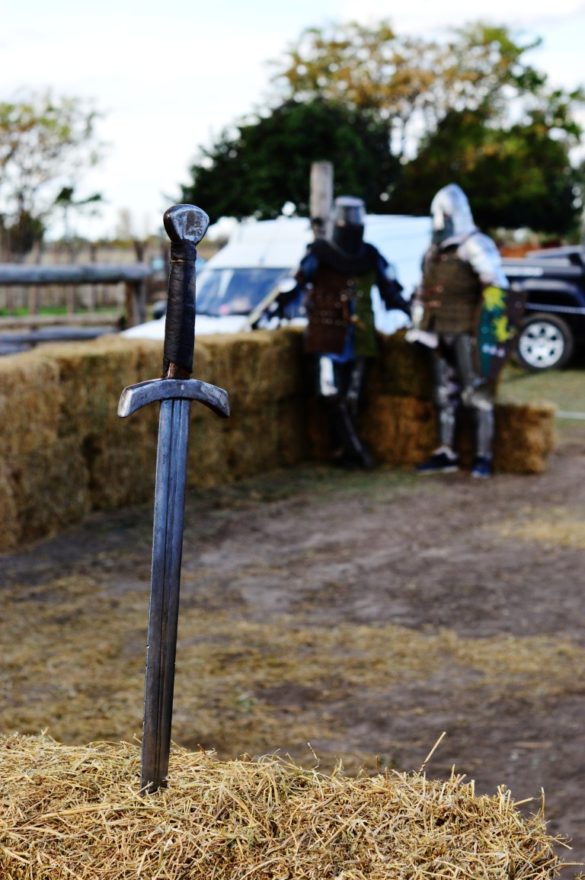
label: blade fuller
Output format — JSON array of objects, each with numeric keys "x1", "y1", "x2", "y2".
[{"x1": 141, "y1": 397, "x2": 191, "y2": 793}]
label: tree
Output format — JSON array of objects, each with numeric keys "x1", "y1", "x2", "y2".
[
  {"x1": 268, "y1": 19, "x2": 584, "y2": 234},
  {"x1": 0, "y1": 91, "x2": 103, "y2": 256},
  {"x1": 389, "y1": 107, "x2": 582, "y2": 233},
  {"x1": 181, "y1": 99, "x2": 400, "y2": 222},
  {"x1": 54, "y1": 186, "x2": 103, "y2": 240},
  {"x1": 270, "y1": 21, "x2": 551, "y2": 159},
  {"x1": 181, "y1": 19, "x2": 583, "y2": 235}
]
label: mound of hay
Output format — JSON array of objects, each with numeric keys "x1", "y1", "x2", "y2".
[{"x1": 0, "y1": 734, "x2": 565, "y2": 880}]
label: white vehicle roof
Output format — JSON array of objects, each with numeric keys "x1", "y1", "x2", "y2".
[
  {"x1": 208, "y1": 214, "x2": 430, "y2": 294},
  {"x1": 207, "y1": 217, "x2": 313, "y2": 270}
]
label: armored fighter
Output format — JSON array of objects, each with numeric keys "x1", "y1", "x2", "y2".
[
  {"x1": 288, "y1": 196, "x2": 410, "y2": 468},
  {"x1": 412, "y1": 183, "x2": 513, "y2": 479}
]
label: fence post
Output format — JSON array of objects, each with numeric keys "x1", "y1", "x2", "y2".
[{"x1": 310, "y1": 161, "x2": 334, "y2": 238}]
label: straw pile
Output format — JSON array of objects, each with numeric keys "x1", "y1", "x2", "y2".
[{"x1": 0, "y1": 734, "x2": 566, "y2": 880}]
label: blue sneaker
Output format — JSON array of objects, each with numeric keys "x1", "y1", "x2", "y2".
[
  {"x1": 416, "y1": 451, "x2": 459, "y2": 475},
  {"x1": 471, "y1": 456, "x2": 493, "y2": 479}
]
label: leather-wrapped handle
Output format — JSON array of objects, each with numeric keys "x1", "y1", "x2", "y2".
[{"x1": 162, "y1": 204, "x2": 209, "y2": 377}]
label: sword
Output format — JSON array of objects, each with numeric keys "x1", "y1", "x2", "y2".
[{"x1": 118, "y1": 204, "x2": 230, "y2": 793}]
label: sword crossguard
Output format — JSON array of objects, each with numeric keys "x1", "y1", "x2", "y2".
[{"x1": 118, "y1": 378, "x2": 230, "y2": 419}]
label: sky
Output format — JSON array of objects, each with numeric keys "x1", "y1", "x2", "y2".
[{"x1": 2, "y1": 0, "x2": 585, "y2": 240}]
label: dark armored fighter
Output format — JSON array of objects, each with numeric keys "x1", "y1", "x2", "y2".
[
  {"x1": 411, "y1": 184, "x2": 513, "y2": 479},
  {"x1": 291, "y1": 196, "x2": 410, "y2": 468}
]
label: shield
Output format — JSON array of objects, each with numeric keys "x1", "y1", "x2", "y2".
[{"x1": 477, "y1": 286, "x2": 525, "y2": 381}]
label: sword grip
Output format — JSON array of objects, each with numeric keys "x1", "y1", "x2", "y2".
[
  {"x1": 163, "y1": 240, "x2": 197, "y2": 377},
  {"x1": 162, "y1": 204, "x2": 209, "y2": 378}
]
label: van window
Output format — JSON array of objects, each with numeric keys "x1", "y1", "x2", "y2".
[{"x1": 197, "y1": 268, "x2": 294, "y2": 316}]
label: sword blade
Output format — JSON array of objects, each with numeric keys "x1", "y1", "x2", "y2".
[{"x1": 141, "y1": 396, "x2": 191, "y2": 793}]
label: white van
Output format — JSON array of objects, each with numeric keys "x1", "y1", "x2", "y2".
[{"x1": 123, "y1": 214, "x2": 430, "y2": 340}]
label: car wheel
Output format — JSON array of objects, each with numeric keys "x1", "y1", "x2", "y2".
[{"x1": 516, "y1": 313, "x2": 574, "y2": 371}]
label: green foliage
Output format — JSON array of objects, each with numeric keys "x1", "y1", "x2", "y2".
[
  {"x1": 182, "y1": 19, "x2": 584, "y2": 235},
  {"x1": 390, "y1": 107, "x2": 582, "y2": 233},
  {"x1": 270, "y1": 20, "x2": 553, "y2": 157},
  {"x1": 181, "y1": 100, "x2": 399, "y2": 223},
  {"x1": 0, "y1": 91, "x2": 103, "y2": 255}
]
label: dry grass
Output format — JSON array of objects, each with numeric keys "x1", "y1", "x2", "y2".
[
  {"x1": 2, "y1": 574, "x2": 585, "y2": 761},
  {"x1": 0, "y1": 734, "x2": 568, "y2": 879},
  {"x1": 493, "y1": 507, "x2": 585, "y2": 551}
]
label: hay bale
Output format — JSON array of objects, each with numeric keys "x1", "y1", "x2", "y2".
[
  {"x1": 310, "y1": 392, "x2": 554, "y2": 475},
  {"x1": 306, "y1": 335, "x2": 555, "y2": 474},
  {"x1": 0, "y1": 330, "x2": 556, "y2": 550},
  {"x1": 0, "y1": 332, "x2": 308, "y2": 550},
  {"x1": 370, "y1": 330, "x2": 435, "y2": 399},
  {"x1": 360, "y1": 394, "x2": 437, "y2": 467},
  {"x1": 0, "y1": 351, "x2": 89, "y2": 547},
  {"x1": 0, "y1": 458, "x2": 19, "y2": 549},
  {"x1": 200, "y1": 329, "x2": 304, "y2": 407},
  {"x1": 494, "y1": 402, "x2": 556, "y2": 475},
  {"x1": 0, "y1": 734, "x2": 565, "y2": 880}
]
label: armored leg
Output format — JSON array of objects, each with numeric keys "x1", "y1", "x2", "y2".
[
  {"x1": 316, "y1": 355, "x2": 374, "y2": 468},
  {"x1": 452, "y1": 334, "x2": 494, "y2": 460},
  {"x1": 430, "y1": 348, "x2": 459, "y2": 450},
  {"x1": 345, "y1": 356, "x2": 367, "y2": 419}
]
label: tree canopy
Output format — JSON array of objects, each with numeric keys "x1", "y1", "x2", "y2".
[
  {"x1": 391, "y1": 105, "x2": 582, "y2": 233},
  {"x1": 0, "y1": 91, "x2": 103, "y2": 256},
  {"x1": 182, "y1": 19, "x2": 584, "y2": 235},
  {"x1": 181, "y1": 100, "x2": 399, "y2": 223}
]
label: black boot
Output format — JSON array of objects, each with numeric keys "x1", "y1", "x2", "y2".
[{"x1": 328, "y1": 399, "x2": 376, "y2": 469}]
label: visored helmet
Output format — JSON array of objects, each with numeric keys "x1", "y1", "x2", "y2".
[
  {"x1": 332, "y1": 195, "x2": 365, "y2": 254},
  {"x1": 430, "y1": 184, "x2": 475, "y2": 246}
]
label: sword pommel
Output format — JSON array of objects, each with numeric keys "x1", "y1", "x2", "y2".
[
  {"x1": 163, "y1": 204, "x2": 210, "y2": 379},
  {"x1": 163, "y1": 204, "x2": 209, "y2": 246}
]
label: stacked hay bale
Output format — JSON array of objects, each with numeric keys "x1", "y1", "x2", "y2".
[
  {"x1": 312, "y1": 331, "x2": 556, "y2": 472},
  {"x1": 0, "y1": 330, "x2": 307, "y2": 550},
  {"x1": 378, "y1": 331, "x2": 556, "y2": 472},
  {"x1": 195, "y1": 330, "x2": 307, "y2": 481},
  {"x1": 0, "y1": 338, "x2": 157, "y2": 549},
  {"x1": 0, "y1": 329, "x2": 555, "y2": 551},
  {"x1": 0, "y1": 734, "x2": 566, "y2": 879}
]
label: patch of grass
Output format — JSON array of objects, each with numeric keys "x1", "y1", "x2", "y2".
[
  {"x1": 188, "y1": 463, "x2": 422, "y2": 512},
  {"x1": 498, "y1": 364, "x2": 585, "y2": 440},
  {"x1": 0, "y1": 305, "x2": 69, "y2": 317},
  {"x1": 499, "y1": 365, "x2": 585, "y2": 412},
  {"x1": 491, "y1": 505, "x2": 585, "y2": 550}
]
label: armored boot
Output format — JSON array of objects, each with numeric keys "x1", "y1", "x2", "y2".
[{"x1": 327, "y1": 397, "x2": 375, "y2": 469}]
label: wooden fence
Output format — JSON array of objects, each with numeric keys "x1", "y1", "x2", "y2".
[{"x1": 0, "y1": 263, "x2": 154, "y2": 354}]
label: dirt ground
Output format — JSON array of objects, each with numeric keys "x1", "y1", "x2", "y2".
[{"x1": 2, "y1": 423, "x2": 585, "y2": 875}]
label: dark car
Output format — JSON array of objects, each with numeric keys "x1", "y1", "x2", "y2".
[{"x1": 503, "y1": 246, "x2": 585, "y2": 370}]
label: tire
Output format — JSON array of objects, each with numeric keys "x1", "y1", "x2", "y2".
[{"x1": 516, "y1": 313, "x2": 574, "y2": 371}]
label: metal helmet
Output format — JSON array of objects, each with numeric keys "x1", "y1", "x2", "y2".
[
  {"x1": 332, "y1": 195, "x2": 365, "y2": 254},
  {"x1": 430, "y1": 184, "x2": 476, "y2": 246}
]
